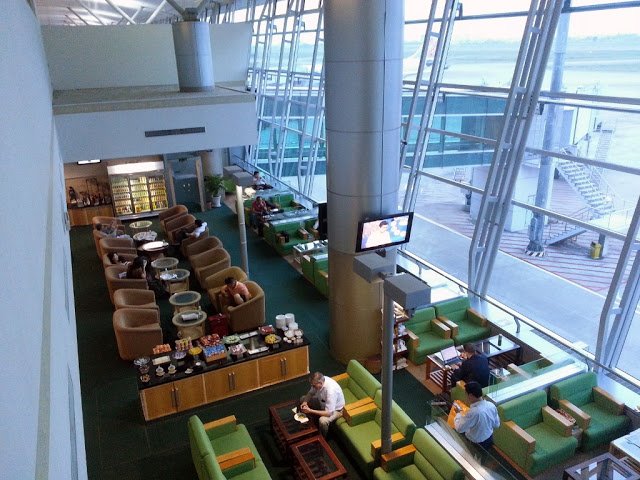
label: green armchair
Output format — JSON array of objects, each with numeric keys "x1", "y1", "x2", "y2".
[
  {"x1": 433, "y1": 297, "x2": 491, "y2": 345},
  {"x1": 337, "y1": 390, "x2": 416, "y2": 477},
  {"x1": 332, "y1": 359, "x2": 381, "y2": 407},
  {"x1": 549, "y1": 372, "x2": 630, "y2": 451},
  {"x1": 373, "y1": 428, "x2": 465, "y2": 480},
  {"x1": 405, "y1": 307, "x2": 455, "y2": 365},
  {"x1": 494, "y1": 390, "x2": 578, "y2": 477},
  {"x1": 188, "y1": 415, "x2": 271, "y2": 480}
]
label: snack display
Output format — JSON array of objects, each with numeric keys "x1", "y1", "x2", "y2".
[
  {"x1": 264, "y1": 334, "x2": 281, "y2": 345},
  {"x1": 229, "y1": 344, "x2": 247, "y2": 357},
  {"x1": 258, "y1": 325, "x2": 275, "y2": 336},
  {"x1": 152, "y1": 344, "x2": 171, "y2": 354},
  {"x1": 133, "y1": 357, "x2": 150, "y2": 367},
  {"x1": 140, "y1": 374, "x2": 150, "y2": 383},
  {"x1": 223, "y1": 335, "x2": 241, "y2": 345},
  {"x1": 199, "y1": 334, "x2": 221, "y2": 347},
  {"x1": 175, "y1": 338, "x2": 193, "y2": 351},
  {"x1": 171, "y1": 350, "x2": 187, "y2": 361},
  {"x1": 188, "y1": 346, "x2": 202, "y2": 356}
]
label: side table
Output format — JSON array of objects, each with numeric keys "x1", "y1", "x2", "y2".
[
  {"x1": 172, "y1": 310, "x2": 207, "y2": 339},
  {"x1": 161, "y1": 269, "x2": 190, "y2": 294},
  {"x1": 563, "y1": 452, "x2": 640, "y2": 479},
  {"x1": 169, "y1": 290, "x2": 201, "y2": 314},
  {"x1": 291, "y1": 435, "x2": 347, "y2": 480}
]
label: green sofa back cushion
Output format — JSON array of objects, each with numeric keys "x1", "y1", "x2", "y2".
[
  {"x1": 405, "y1": 307, "x2": 436, "y2": 335},
  {"x1": 550, "y1": 372, "x2": 597, "y2": 407},
  {"x1": 347, "y1": 359, "x2": 381, "y2": 399},
  {"x1": 201, "y1": 453, "x2": 225, "y2": 480},
  {"x1": 434, "y1": 297, "x2": 470, "y2": 322},
  {"x1": 374, "y1": 390, "x2": 416, "y2": 442},
  {"x1": 413, "y1": 429, "x2": 464, "y2": 480},
  {"x1": 498, "y1": 390, "x2": 546, "y2": 429},
  {"x1": 189, "y1": 416, "x2": 216, "y2": 458}
]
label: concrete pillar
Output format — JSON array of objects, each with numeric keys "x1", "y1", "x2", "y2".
[
  {"x1": 172, "y1": 21, "x2": 214, "y2": 92},
  {"x1": 200, "y1": 149, "x2": 225, "y2": 176},
  {"x1": 324, "y1": 0, "x2": 403, "y2": 364}
]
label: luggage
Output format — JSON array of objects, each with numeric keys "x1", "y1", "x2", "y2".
[{"x1": 207, "y1": 314, "x2": 229, "y2": 338}]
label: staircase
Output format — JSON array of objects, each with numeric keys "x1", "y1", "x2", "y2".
[{"x1": 556, "y1": 159, "x2": 615, "y2": 216}]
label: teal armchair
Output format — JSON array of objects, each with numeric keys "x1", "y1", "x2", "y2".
[
  {"x1": 405, "y1": 307, "x2": 455, "y2": 365},
  {"x1": 433, "y1": 297, "x2": 491, "y2": 345},
  {"x1": 373, "y1": 429, "x2": 465, "y2": 480},
  {"x1": 549, "y1": 372, "x2": 630, "y2": 451},
  {"x1": 494, "y1": 390, "x2": 578, "y2": 477}
]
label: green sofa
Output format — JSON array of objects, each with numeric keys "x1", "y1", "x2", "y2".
[
  {"x1": 373, "y1": 428, "x2": 465, "y2": 480},
  {"x1": 301, "y1": 253, "x2": 329, "y2": 297},
  {"x1": 333, "y1": 359, "x2": 381, "y2": 406},
  {"x1": 188, "y1": 415, "x2": 271, "y2": 480},
  {"x1": 263, "y1": 217, "x2": 317, "y2": 255},
  {"x1": 337, "y1": 390, "x2": 416, "y2": 477},
  {"x1": 549, "y1": 372, "x2": 630, "y2": 451},
  {"x1": 433, "y1": 297, "x2": 491, "y2": 345},
  {"x1": 405, "y1": 307, "x2": 455, "y2": 365},
  {"x1": 494, "y1": 390, "x2": 578, "y2": 477}
]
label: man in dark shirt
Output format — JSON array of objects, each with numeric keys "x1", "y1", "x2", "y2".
[{"x1": 451, "y1": 343, "x2": 490, "y2": 387}]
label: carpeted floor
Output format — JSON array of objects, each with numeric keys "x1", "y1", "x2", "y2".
[{"x1": 72, "y1": 201, "x2": 436, "y2": 480}]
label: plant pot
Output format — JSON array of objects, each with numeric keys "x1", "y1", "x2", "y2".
[{"x1": 211, "y1": 196, "x2": 222, "y2": 208}]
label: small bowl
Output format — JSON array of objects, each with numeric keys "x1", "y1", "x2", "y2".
[
  {"x1": 294, "y1": 329, "x2": 303, "y2": 338},
  {"x1": 138, "y1": 365, "x2": 150, "y2": 374},
  {"x1": 284, "y1": 330, "x2": 295, "y2": 339},
  {"x1": 140, "y1": 374, "x2": 150, "y2": 383},
  {"x1": 134, "y1": 356, "x2": 150, "y2": 367}
]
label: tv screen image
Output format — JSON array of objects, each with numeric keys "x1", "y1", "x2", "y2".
[{"x1": 356, "y1": 212, "x2": 414, "y2": 252}]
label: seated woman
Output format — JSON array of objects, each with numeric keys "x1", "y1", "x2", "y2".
[
  {"x1": 252, "y1": 170, "x2": 272, "y2": 190},
  {"x1": 221, "y1": 277, "x2": 252, "y2": 308},
  {"x1": 125, "y1": 256, "x2": 147, "y2": 279},
  {"x1": 107, "y1": 252, "x2": 132, "y2": 266},
  {"x1": 176, "y1": 219, "x2": 207, "y2": 243}
]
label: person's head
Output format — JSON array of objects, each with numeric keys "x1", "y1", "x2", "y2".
[
  {"x1": 194, "y1": 219, "x2": 203, "y2": 228},
  {"x1": 463, "y1": 343, "x2": 476, "y2": 355},
  {"x1": 379, "y1": 220, "x2": 389, "y2": 231},
  {"x1": 309, "y1": 372, "x2": 325, "y2": 391},
  {"x1": 224, "y1": 277, "x2": 237, "y2": 288},
  {"x1": 107, "y1": 252, "x2": 119, "y2": 264},
  {"x1": 253, "y1": 170, "x2": 260, "y2": 178},
  {"x1": 132, "y1": 256, "x2": 146, "y2": 270},
  {"x1": 95, "y1": 223, "x2": 103, "y2": 231},
  {"x1": 464, "y1": 381, "x2": 483, "y2": 403}
]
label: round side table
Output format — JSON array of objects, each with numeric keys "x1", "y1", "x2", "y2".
[
  {"x1": 151, "y1": 257, "x2": 179, "y2": 278},
  {"x1": 160, "y1": 268, "x2": 190, "y2": 294},
  {"x1": 169, "y1": 290, "x2": 201, "y2": 314},
  {"x1": 172, "y1": 310, "x2": 207, "y2": 339}
]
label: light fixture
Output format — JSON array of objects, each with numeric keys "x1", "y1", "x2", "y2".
[{"x1": 77, "y1": 159, "x2": 101, "y2": 165}]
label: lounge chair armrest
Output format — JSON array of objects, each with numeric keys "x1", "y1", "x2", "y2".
[
  {"x1": 431, "y1": 319, "x2": 452, "y2": 339},
  {"x1": 542, "y1": 406, "x2": 573, "y2": 436},
  {"x1": 343, "y1": 402, "x2": 377, "y2": 426},
  {"x1": 217, "y1": 447, "x2": 255, "y2": 476},
  {"x1": 559, "y1": 400, "x2": 591, "y2": 429},
  {"x1": 593, "y1": 386, "x2": 625, "y2": 415},
  {"x1": 467, "y1": 307, "x2": 488, "y2": 326},
  {"x1": 344, "y1": 397, "x2": 374, "y2": 411},
  {"x1": 371, "y1": 432, "x2": 405, "y2": 461},
  {"x1": 406, "y1": 329, "x2": 419, "y2": 349},
  {"x1": 204, "y1": 415, "x2": 237, "y2": 439},
  {"x1": 380, "y1": 444, "x2": 416, "y2": 472},
  {"x1": 437, "y1": 316, "x2": 458, "y2": 337},
  {"x1": 455, "y1": 380, "x2": 466, "y2": 389},
  {"x1": 503, "y1": 421, "x2": 536, "y2": 454},
  {"x1": 332, "y1": 372, "x2": 349, "y2": 389}
]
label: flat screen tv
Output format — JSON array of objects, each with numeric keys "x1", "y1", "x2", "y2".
[{"x1": 355, "y1": 212, "x2": 414, "y2": 252}]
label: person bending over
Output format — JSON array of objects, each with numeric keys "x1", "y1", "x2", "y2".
[
  {"x1": 451, "y1": 342, "x2": 490, "y2": 387},
  {"x1": 453, "y1": 381, "x2": 500, "y2": 449},
  {"x1": 222, "y1": 277, "x2": 251, "y2": 307},
  {"x1": 250, "y1": 196, "x2": 276, "y2": 235},
  {"x1": 300, "y1": 372, "x2": 345, "y2": 437}
]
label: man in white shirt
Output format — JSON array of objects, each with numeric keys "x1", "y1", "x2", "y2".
[
  {"x1": 189, "y1": 219, "x2": 207, "y2": 238},
  {"x1": 300, "y1": 372, "x2": 345, "y2": 437},
  {"x1": 453, "y1": 381, "x2": 500, "y2": 448}
]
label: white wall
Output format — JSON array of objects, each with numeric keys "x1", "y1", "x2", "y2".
[
  {"x1": 42, "y1": 22, "x2": 252, "y2": 90},
  {"x1": 0, "y1": 2, "x2": 86, "y2": 479}
]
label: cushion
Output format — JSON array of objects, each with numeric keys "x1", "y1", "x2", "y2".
[
  {"x1": 210, "y1": 424, "x2": 261, "y2": 461},
  {"x1": 413, "y1": 429, "x2": 463, "y2": 480},
  {"x1": 498, "y1": 390, "x2": 546, "y2": 429},
  {"x1": 549, "y1": 372, "x2": 597, "y2": 407},
  {"x1": 526, "y1": 423, "x2": 578, "y2": 476}
]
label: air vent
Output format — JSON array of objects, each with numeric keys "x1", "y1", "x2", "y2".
[{"x1": 145, "y1": 127, "x2": 205, "y2": 138}]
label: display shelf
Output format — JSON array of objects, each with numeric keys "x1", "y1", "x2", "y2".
[{"x1": 109, "y1": 171, "x2": 168, "y2": 218}]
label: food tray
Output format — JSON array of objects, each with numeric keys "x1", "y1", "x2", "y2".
[{"x1": 203, "y1": 344, "x2": 227, "y2": 363}]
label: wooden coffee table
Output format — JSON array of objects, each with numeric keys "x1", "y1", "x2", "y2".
[
  {"x1": 291, "y1": 435, "x2": 347, "y2": 480},
  {"x1": 269, "y1": 400, "x2": 318, "y2": 457},
  {"x1": 563, "y1": 452, "x2": 640, "y2": 479}
]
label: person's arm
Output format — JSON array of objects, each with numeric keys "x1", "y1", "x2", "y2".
[{"x1": 453, "y1": 407, "x2": 477, "y2": 434}]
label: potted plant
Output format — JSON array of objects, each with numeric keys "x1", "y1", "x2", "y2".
[{"x1": 204, "y1": 174, "x2": 224, "y2": 208}]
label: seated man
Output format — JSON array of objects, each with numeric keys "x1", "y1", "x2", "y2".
[
  {"x1": 453, "y1": 381, "x2": 500, "y2": 448},
  {"x1": 221, "y1": 277, "x2": 251, "y2": 307},
  {"x1": 300, "y1": 372, "x2": 345, "y2": 437},
  {"x1": 176, "y1": 219, "x2": 207, "y2": 243},
  {"x1": 451, "y1": 343, "x2": 490, "y2": 387},
  {"x1": 250, "y1": 196, "x2": 277, "y2": 235},
  {"x1": 95, "y1": 221, "x2": 129, "y2": 239},
  {"x1": 252, "y1": 170, "x2": 272, "y2": 190}
]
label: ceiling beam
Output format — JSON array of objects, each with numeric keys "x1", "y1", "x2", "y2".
[
  {"x1": 77, "y1": 0, "x2": 105, "y2": 25},
  {"x1": 67, "y1": 7, "x2": 90, "y2": 25},
  {"x1": 104, "y1": 0, "x2": 137, "y2": 24},
  {"x1": 145, "y1": 0, "x2": 167, "y2": 24}
]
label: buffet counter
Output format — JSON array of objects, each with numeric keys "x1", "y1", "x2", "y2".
[{"x1": 68, "y1": 204, "x2": 114, "y2": 226}]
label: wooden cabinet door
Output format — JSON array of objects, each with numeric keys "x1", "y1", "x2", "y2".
[
  {"x1": 204, "y1": 361, "x2": 259, "y2": 402},
  {"x1": 140, "y1": 383, "x2": 176, "y2": 421},
  {"x1": 259, "y1": 352, "x2": 287, "y2": 386},
  {"x1": 174, "y1": 375, "x2": 206, "y2": 413},
  {"x1": 282, "y1": 346, "x2": 309, "y2": 380}
]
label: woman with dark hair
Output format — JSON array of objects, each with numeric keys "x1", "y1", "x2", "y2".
[{"x1": 126, "y1": 256, "x2": 147, "y2": 279}]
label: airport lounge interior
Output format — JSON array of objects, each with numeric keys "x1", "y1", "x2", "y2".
[{"x1": 4, "y1": 1, "x2": 640, "y2": 479}]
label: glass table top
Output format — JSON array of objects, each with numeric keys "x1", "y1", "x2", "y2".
[
  {"x1": 160, "y1": 268, "x2": 190, "y2": 281},
  {"x1": 130, "y1": 220, "x2": 153, "y2": 229},
  {"x1": 169, "y1": 290, "x2": 201, "y2": 306},
  {"x1": 151, "y1": 257, "x2": 179, "y2": 269}
]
